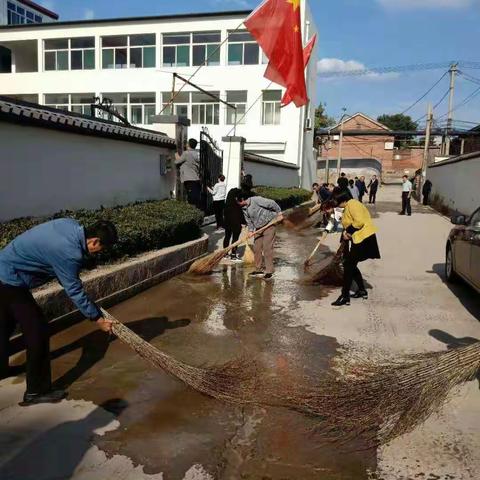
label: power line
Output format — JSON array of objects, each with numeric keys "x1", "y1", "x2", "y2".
[
  {"x1": 414, "y1": 88, "x2": 451, "y2": 123},
  {"x1": 400, "y1": 70, "x2": 449, "y2": 115}
]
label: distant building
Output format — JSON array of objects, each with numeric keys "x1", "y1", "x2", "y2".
[
  {"x1": 0, "y1": 0, "x2": 58, "y2": 25},
  {"x1": 316, "y1": 112, "x2": 440, "y2": 180},
  {"x1": 451, "y1": 125, "x2": 480, "y2": 156}
]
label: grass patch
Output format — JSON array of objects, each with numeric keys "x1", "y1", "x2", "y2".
[{"x1": 254, "y1": 186, "x2": 312, "y2": 210}]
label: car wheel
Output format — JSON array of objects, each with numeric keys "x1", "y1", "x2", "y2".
[{"x1": 445, "y1": 245, "x2": 458, "y2": 283}]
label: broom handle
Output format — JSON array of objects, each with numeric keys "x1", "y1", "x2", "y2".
[
  {"x1": 226, "y1": 216, "x2": 283, "y2": 253},
  {"x1": 306, "y1": 232, "x2": 327, "y2": 263},
  {"x1": 309, "y1": 204, "x2": 322, "y2": 217}
]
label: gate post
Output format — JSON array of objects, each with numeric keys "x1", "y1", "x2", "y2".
[{"x1": 222, "y1": 136, "x2": 245, "y2": 196}]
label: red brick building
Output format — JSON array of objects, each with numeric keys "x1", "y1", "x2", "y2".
[{"x1": 316, "y1": 113, "x2": 437, "y2": 181}]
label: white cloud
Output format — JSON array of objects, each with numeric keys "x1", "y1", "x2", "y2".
[
  {"x1": 83, "y1": 8, "x2": 95, "y2": 20},
  {"x1": 377, "y1": 0, "x2": 472, "y2": 9},
  {"x1": 317, "y1": 58, "x2": 398, "y2": 81}
]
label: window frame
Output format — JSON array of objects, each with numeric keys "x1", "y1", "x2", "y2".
[
  {"x1": 44, "y1": 37, "x2": 95, "y2": 72},
  {"x1": 225, "y1": 90, "x2": 247, "y2": 125},
  {"x1": 43, "y1": 93, "x2": 96, "y2": 115},
  {"x1": 261, "y1": 90, "x2": 282, "y2": 125},
  {"x1": 101, "y1": 92, "x2": 157, "y2": 125},
  {"x1": 227, "y1": 30, "x2": 260, "y2": 66},
  {"x1": 7, "y1": 1, "x2": 42, "y2": 25},
  {"x1": 101, "y1": 34, "x2": 156, "y2": 70}
]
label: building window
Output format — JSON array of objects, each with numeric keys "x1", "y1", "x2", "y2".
[
  {"x1": 102, "y1": 35, "x2": 156, "y2": 69},
  {"x1": 44, "y1": 38, "x2": 95, "y2": 71},
  {"x1": 262, "y1": 90, "x2": 281, "y2": 125},
  {"x1": 129, "y1": 34, "x2": 156, "y2": 68},
  {"x1": 44, "y1": 93, "x2": 95, "y2": 115},
  {"x1": 228, "y1": 31, "x2": 260, "y2": 65},
  {"x1": 226, "y1": 91, "x2": 247, "y2": 125},
  {"x1": 162, "y1": 33, "x2": 190, "y2": 67},
  {"x1": 130, "y1": 93, "x2": 156, "y2": 124},
  {"x1": 7, "y1": 1, "x2": 43, "y2": 25},
  {"x1": 161, "y1": 91, "x2": 190, "y2": 117},
  {"x1": 191, "y1": 92, "x2": 220, "y2": 125},
  {"x1": 192, "y1": 32, "x2": 221, "y2": 66},
  {"x1": 101, "y1": 93, "x2": 156, "y2": 125}
]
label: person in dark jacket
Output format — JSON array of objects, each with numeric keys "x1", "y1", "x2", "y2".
[
  {"x1": 337, "y1": 172, "x2": 349, "y2": 191},
  {"x1": 319, "y1": 183, "x2": 332, "y2": 202},
  {"x1": 422, "y1": 179, "x2": 432, "y2": 206},
  {"x1": 0, "y1": 219, "x2": 118, "y2": 405},
  {"x1": 355, "y1": 176, "x2": 368, "y2": 203},
  {"x1": 368, "y1": 175, "x2": 379, "y2": 204},
  {"x1": 223, "y1": 188, "x2": 246, "y2": 262}
]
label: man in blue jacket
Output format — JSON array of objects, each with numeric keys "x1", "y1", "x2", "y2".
[{"x1": 0, "y1": 218, "x2": 118, "y2": 405}]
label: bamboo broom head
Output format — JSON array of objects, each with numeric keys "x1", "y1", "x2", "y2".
[
  {"x1": 188, "y1": 248, "x2": 230, "y2": 275},
  {"x1": 102, "y1": 309, "x2": 261, "y2": 404},
  {"x1": 243, "y1": 243, "x2": 255, "y2": 264}
]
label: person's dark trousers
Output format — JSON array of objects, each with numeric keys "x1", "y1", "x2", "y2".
[
  {"x1": 369, "y1": 190, "x2": 377, "y2": 204},
  {"x1": 0, "y1": 283, "x2": 52, "y2": 394},
  {"x1": 223, "y1": 224, "x2": 242, "y2": 255},
  {"x1": 183, "y1": 181, "x2": 202, "y2": 208},
  {"x1": 213, "y1": 200, "x2": 225, "y2": 228},
  {"x1": 358, "y1": 194, "x2": 364, "y2": 203},
  {"x1": 401, "y1": 192, "x2": 412, "y2": 215},
  {"x1": 342, "y1": 253, "x2": 365, "y2": 298},
  {"x1": 423, "y1": 193, "x2": 429, "y2": 206}
]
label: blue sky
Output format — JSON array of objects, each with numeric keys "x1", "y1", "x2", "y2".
[{"x1": 39, "y1": 0, "x2": 479, "y2": 126}]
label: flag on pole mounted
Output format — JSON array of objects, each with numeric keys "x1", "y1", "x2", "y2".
[{"x1": 244, "y1": 0, "x2": 316, "y2": 108}]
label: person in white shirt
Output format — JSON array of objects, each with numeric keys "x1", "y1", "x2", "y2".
[
  {"x1": 348, "y1": 179, "x2": 360, "y2": 200},
  {"x1": 400, "y1": 175, "x2": 413, "y2": 216},
  {"x1": 208, "y1": 174, "x2": 227, "y2": 230}
]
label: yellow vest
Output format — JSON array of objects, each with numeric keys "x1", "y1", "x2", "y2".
[{"x1": 342, "y1": 200, "x2": 378, "y2": 244}]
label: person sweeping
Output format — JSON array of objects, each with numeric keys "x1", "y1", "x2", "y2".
[
  {"x1": 0, "y1": 219, "x2": 118, "y2": 405},
  {"x1": 223, "y1": 187, "x2": 246, "y2": 262},
  {"x1": 237, "y1": 192, "x2": 283, "y2": 280},
  {"x1": 323, "y1": 190, "x2": 380, "y2": 306}
]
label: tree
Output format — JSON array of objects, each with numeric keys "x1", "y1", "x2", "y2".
[
  {"x1": 315, "y1": 103, "x2": 336, "y2": 129},
  {"x1": 377, "y1": 113, "x2": 418, "y2": 132},
  {"x1": 377, "y1": 113, "x2": 419, "y2": 146}
]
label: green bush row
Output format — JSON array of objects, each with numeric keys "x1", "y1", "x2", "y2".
[
  {"x1": 0, "y1": 200, "x2": 204, "y2": 263},
  {"x1": 254, "y1": 186, "x2": 312, "y2": 210}
]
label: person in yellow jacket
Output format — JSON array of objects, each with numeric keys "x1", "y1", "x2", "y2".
[{"x1": 324, "y1": 189, "x2": 381, "y2": 307}]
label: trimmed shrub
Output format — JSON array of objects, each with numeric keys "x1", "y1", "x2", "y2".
[
  {"x1": 254, "y1": 186, "x2": 312, "y2": 210},
  {"x1": 0, "y1": 200, "x2": 204, "y2": 264}
]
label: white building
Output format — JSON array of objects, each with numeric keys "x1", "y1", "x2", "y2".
[
  {"x1": 0, "y1": 0, "x2": 58, "y2": 25},
  {"x1": 0, "y1": 6, "x2": 318, "y2": 188}
]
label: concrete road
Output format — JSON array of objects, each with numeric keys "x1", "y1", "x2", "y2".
[{"x1": 0, "y1": 185, "x2": 479, "y2": 480}]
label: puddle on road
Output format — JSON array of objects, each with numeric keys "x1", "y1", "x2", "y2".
[{"x1": 46, "y1": 226, "x2": 376, "y2": 479}]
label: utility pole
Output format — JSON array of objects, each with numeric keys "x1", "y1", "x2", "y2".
[
  {"x1": 336, "y1": 108, "x2": 347, "y2": 178},
  {"x1": 444, "y1": 63, "x2": 458, "y2": 156},
  {"x1": 422, "y1": 103, "x2": 433, "y2": 177}
]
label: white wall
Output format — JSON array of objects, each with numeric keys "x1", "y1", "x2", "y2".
[
  {"x1": 427, "y1": 154, "x2": 480, "y2": 216},
  {"x1": 0, "y1": 122, "x2": 175, "y2": 220},
  {"x1": 244, "y1": 160, "x2": 299, "y2": 188},
  {"x1": 0, "y1": 8, "x2": 318, "y2": 187}
]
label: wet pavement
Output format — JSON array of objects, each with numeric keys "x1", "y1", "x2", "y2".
[{"x1": 2, "y1": 185, "x2": 479, "y2": 480}]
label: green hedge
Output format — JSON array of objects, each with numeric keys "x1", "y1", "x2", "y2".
[
  {"x1": 0, "y1": 200, "x2": 204, "y2": 264},
  {"x1": 254, "y1": 186, "x2": 312, "y2": 210}
]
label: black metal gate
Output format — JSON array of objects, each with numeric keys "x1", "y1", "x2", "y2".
[{"x1": 199, "y1": 128, "x2": 223, "y2": 215}]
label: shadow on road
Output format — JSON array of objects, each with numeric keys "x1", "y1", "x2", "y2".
[
  {"x1": 50, "y1": 316, "x2": 191, "y2": 390},
  {"x1": 428, "y1": 263, "x2": 480, "y2": 322},
  {"x1": 429, "y1": 329, "x2": 480, "y2": 388},
  {"x1": 0, "y1": 398, "x2": 128, "y2": 480}
]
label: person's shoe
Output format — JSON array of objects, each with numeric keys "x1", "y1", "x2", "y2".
[
  {"x1": 331, "y1": 295, "x2": 350, "y2": 307},
  {"x1": 407, "y1": 214, "x2": 412, "y2": 216},
  {"x1": 230, "y1": 254, "x2": 243, "y2": 263},
  {"x1": 21, "y1": 389, "x2": 67, "y2": 406},
  {"x1": 398, "y1": 212, "x2": 405, "y2": 215},
  {"x1": 351, "y1": 289, "x2": 368, "y2": 299},
  {"x1": 263, "y1": 273, "x2": 273, "y2": 281},
  {"x1": 249, "y1": 271, "x2": 264, "y2": 278}
]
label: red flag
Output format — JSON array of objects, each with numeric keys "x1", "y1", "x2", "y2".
[
  {"x1": 245, "y1": 0, "x2": 308, "y2": 107},
  {"x1": 272, "y1": 34, "x2": 317, "y2": 106}
]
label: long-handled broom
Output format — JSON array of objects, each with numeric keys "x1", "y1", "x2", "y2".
[
  {"x1": 275, "y1": 341, "x2": 480, "y2": 447},
  {"x1": 101, "y1": 308, "x2": 260, "y2": 404},
  {"x1": 305, "y1": 241, "x2": 346, "y2": 285},
  {"x1": 304, "y1": 232, "x2": 327, "y2": 270},
  {"x1": 189, "y1": 217, "x2": 283, "y2": 275}
]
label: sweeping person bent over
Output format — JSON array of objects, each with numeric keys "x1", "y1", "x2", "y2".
[
  {"x1": 0, "y1": 219, "x2": 118, "y2": 405},
  {"x1": 324, "y1": 191, "x2": 380, "y2": 307},
  {"x1": 237, "y1": 193, "x2": 282, "y2": 280}
]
